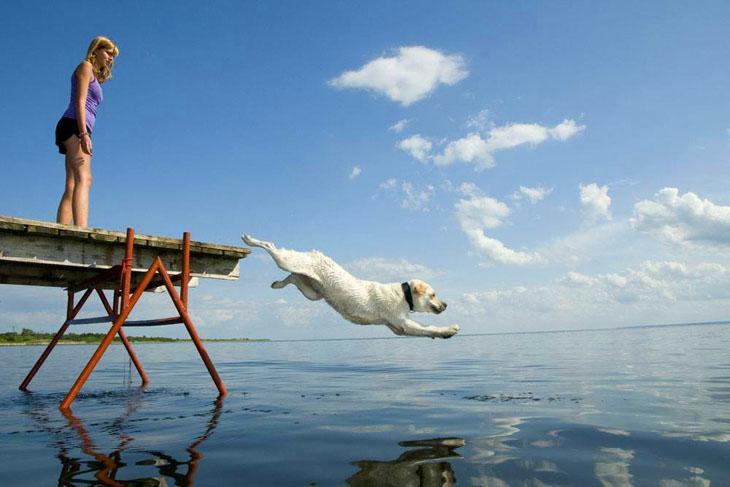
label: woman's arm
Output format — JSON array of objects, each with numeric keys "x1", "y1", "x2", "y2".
[{"x1": 74, "y1": 61, "x2": 93, "y2": 154}]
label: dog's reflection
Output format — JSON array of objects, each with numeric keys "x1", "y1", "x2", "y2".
[
  {"x1": 348, "y1": 437, "x2": 465, "y2": 487},
  {"x1": 33, "y1": 393, "x2": 224, "y2": 486}
]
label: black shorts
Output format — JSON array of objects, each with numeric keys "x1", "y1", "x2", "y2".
[{"x1": 55, "y1": 117, "x2": 91, "y2": 154}]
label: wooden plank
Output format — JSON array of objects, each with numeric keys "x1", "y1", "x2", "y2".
[
  {"x1": 0, "y1": 214, "x2": 249, "y2": 289},
  {"x1": 0, "y1": 221, "x2": 27, "y2": 232},
  {"x1": 0, "y1": 215, "x2": 249, "y2": 257}
]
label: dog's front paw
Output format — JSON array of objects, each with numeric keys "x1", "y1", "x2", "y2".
[
  {"x1": 242, "y1": 234, "x2": 255, "y2": 246},
  {"x1": 441, "y1": 324, "x2": 460, "y2": 339}
]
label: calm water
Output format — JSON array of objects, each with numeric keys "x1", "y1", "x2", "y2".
[{"x1": 1, "y1": 324, "x2": 729, "y2": 486}]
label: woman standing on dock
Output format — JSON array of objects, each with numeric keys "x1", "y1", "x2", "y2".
[{"x1": 55, "y1": 36, "x2": 118, "y2": 228}]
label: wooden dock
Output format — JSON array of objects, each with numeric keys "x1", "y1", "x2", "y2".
[
  {"x1": 3, "y1": 215, "x2": 251, "y2": 410},
  {"x1": 0, "y1": 215, "x2": 249, "y2": 290}
]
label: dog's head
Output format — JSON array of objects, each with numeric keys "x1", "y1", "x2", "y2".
[{"x1": 408, "y1": 279, "x2": 447, "y2": 314}]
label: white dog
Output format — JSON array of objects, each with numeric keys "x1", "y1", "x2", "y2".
[{"x1": 242, "y1": 235, "x2": 460, "y2": 339}]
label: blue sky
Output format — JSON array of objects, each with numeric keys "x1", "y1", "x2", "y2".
[{"x1": 1, "y1": 1, "x2": 730, "y2": 340}]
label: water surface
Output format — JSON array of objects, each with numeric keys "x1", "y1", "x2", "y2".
[{"x1": 1, "y1": 324, "x2": 729, "y2": 485}]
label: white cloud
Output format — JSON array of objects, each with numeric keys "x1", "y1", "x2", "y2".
[
  {"x1": 466, "y1": 109, "x2": 491, "y2": 131},
  {"x1": 549, "y1": 119, "x2": 586, "y2": 140},
  {"x1": 580, "y1": 183, "x2": 612, "y2": 220},
  {"x1": 434, "y1": 133, "x2": 493, "y2": 170},
  {"x1": 429, "y1": 119, "x2": 585, "y2": 170},
  {"x1": 389, "y1": 119, "x2": 410, "y2": 132},
  {"x1": 538, "y1": 220, "x2": 629, "y2": 265},
  {"x1": 397, "y1": 134, "x2": 432, "y2": 162},
  {"x1": 377, "y1": 178, "x2": 434, "y2": 211},
  {"x1": 349, "y1": 165, "x2": 361, "y2": 180},
  {"x1": 455, "y1": 193, "x2": 543, "y2": 266},
  {"x1": 457, "y1": 181, "x2": 482, "y2": 197},
  {"x1": 401, "y1": 181, "x2": 434, "y2": 211},
  {"x1": 512, "y1": 185, "x2": 553, "y2": 204},
  {"x1": 328, "y1": 46, "x2": 468, "y2": 106},
  {"x1": 484, "y1": 123, "x2": 551, "y2": 151},
  {"x1": 631, "y1": 187, "x2": 730, "y2": 246},
  {"x1": 273, "y1": 299, "x2": 328, "y2": 328},
  {"x1": 347, "y1": 257, "x2": 438, "y2": 281},
  {"x1": 379, "y1": 178, "x2": 397, "y2": 190},
  {"x1": 454, "y1": 260, "x2": 730, "y2": 330},
  {"x1": 557, "y1": 260, "x2": 730, "y2": 303}
]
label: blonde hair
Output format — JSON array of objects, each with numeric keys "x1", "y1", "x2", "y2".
[{"x1": 84, "y1": 36, "x2": 119, "y2": 83}]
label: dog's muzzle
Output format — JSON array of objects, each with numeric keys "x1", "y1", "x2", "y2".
[{"x1": 432, "y1": 302, "x2": 447, "y2": 314}]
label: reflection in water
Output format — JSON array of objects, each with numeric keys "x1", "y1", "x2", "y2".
[
  {"x1": 23, "y1": 391, "x2": 224, "y2": 486},
  {"x1": 469, "y1": 417, "x2": 522, "y2": 466},
  {"x1": 347, "y1": 437, "x2": 465, "y2": 486},
  {"x1": 467, "y1": 416, "x2": 725, "y2": 486},
  {"x1": 594, "y1": 447, "x2": 634, "y2": 486}
]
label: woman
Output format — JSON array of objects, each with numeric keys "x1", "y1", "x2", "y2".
[{"x1": 55, "y1": 36, "x2": 118, "y2": 228}]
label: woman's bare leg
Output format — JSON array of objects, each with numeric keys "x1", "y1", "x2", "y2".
[
  {"x1": 60, "y1": 135, "x2": 92, "y2": 228},
  {"x1": 56, "y1": 156, "x2": 75, "y2": 225}
]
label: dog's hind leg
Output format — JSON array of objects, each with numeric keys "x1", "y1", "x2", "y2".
[
  {"x1": 272, "y1": 273, "x2": 322, "y2": 301},
  {"x1": 242, "y1": 234, "x2": 276, "y2": 252},
  {"x1": 242, "y1": 235, "x2": 314, "y2": 276}
]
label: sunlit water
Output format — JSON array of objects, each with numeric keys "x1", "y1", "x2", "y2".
[{"x1": 1, "y1": 324, "x2": 729, "y2": 485}]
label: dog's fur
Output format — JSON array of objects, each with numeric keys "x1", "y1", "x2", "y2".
[{"x1": 242, "y1": 235, "x2": 460, "y2": 339}]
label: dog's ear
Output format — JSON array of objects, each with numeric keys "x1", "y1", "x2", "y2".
[{"x1": 413, "y1": 282, "x2": 427, "y2": 295}]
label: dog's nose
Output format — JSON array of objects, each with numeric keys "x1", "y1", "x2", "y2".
[{"x1": 442, "y1": 302, "x2": 447, "y2": 310}]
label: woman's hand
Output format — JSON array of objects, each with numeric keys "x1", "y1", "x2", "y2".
[{"x1": 80, "y1": 133, "x2": 93, "y2": 155}]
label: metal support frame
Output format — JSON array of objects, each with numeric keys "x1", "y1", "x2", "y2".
[{"x1": 19, "y1": 228, "x2": 227, "y2": 410}]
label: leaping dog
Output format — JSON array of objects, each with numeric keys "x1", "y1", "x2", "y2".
[{"x1": 242, "y1": 235, "x2": 460, "y2": 339}]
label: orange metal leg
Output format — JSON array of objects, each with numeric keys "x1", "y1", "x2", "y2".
[
  {"x1": 96, "y1": 289, "x2": 149, "y2": 385},
  {"x1": 19, "y1": 288, "x2": 94, "y2": 391},
  {"x1": 157, "y1": 258, "x2": 227, "y2": 397},
  {"x1": 49, "y1": 228, "x2": 226, "y2": 409},
  {"x1": 59, "y1": 260, "x2": 161, "y2": 410},
  {"x1": 181, "y1": 232, "x2": 190, "y2": 306}
]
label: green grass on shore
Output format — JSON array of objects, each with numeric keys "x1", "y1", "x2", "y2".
[{"x1": 0, "y1": 328, "x2": 268, "y2": 345}]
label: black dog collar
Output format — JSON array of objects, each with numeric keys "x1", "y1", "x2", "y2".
[{"x1": 401, "y1": 282, "x2": 414, "y2": 312}]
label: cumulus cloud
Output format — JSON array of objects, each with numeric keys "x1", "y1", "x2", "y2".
[
  {"x1": 549, "y1": 119, "x2": 586, "y2": 140},
  {"x1": 347, "y1": 257, "x2": 438, "y2": 281},
  {"x1": 631, "y1": 187, "x2": 730, "y2": 246},
  {"x1": 349, "y1": 166, "x2": 361, "y2": 180},
  {"x1": 455, "y1": 191, "x2": 543, "y2": 266},
  {"x1": 434, "y1": 133, "x2": 493, "y2": 170},
  {"x1": 328, "y1": 46, "x2": 468, "y2": 106},
  {"x1": 580, "y1": 183, "x2": 612, "y2": 220},
  {"x1": 389, "y1": 119, "x2": 410, "y2": 132},
  {"x1": 425, "y1": 119, "x2": 584, "y2": 170},
  {"x1": 512, "y1": 185, "x2": 553, "y2": 204},
  {"x1": 397, "y1": 134, "x2": 432, "y2": 162},
  {"x1": 557, "y1": 261, "x2": 730, "y2": 303},
  {"x1": 401, "y1": 181, "x2": 434, "y2": 211},
  {"x1": 455, "y1": 260, "x2": 730, "y2": 330}
]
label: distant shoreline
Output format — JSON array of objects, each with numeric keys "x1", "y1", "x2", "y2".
[
  {"x1": 0, "y1": 329, "x2": 269, "y2": 346},
  {"x1": 0, "y1": 339, "x2": 269, "y2": 347}
]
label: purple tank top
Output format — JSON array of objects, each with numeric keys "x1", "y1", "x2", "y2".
[{"x1": 62, "y1": 70, "x2": 103, "y2": 132}]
